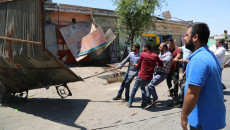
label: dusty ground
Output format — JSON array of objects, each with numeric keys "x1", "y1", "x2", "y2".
[{"x1": 0, "y1": 63, "x2": 229, "y2": 130}]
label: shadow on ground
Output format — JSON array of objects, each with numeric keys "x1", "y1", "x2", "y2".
[
  {"x1": 67, "y1": 61, "x2": 115, "y2": 68},
  {"x1": 2, "y1": 98, "x2": 90, "y2": 129},
  {"x1": 92, "y1": 101, "x2": 180, "y2": 130},
  {"x1": 224, "y1": 91, "x2": 230, "y2": 96}
]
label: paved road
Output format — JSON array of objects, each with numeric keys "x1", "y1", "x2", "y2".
[{"x1": 0, "y1": 64, "x2": 229, "y2": 130}]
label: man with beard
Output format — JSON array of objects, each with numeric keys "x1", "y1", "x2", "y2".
[
  {"x1": 145, "y1": 43, "x2": 172, "y2": 105},
  {"x1": 181, "y1": 23, "x2": 226, "y2": 130},
  {"x1": 166, "y1": 38, "x2": 181, "y2": 98},
  {"x1": 113, "y1": 44, "x2": 141, "y2": 102},
  {"x1": 127, "y1": 43, "x2": 163, "y2": 108}
]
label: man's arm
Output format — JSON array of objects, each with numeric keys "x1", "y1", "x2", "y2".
[
  {"x1": 116, "y1": 53, "x2": 130, "y2": 69},
  {"x1": 173, "y1": 48, "x2": 181, "y2": 62},
  {"x1": 156, "y1": 56, "x2": 164, "y2": 67},
  {"x1": 181, "y1": 84, "x2": 202, "y2": 130},
  {"x1": 214, "y1": 48, "x2": 225, "y2": 58},
  {"x1": 162, "y1": 53, "x2": 172, "y2": 63},
  {"x1": 178, "y1": 59, "x2": 189, "y2": 63}
]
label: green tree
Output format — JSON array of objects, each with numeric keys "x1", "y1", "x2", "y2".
[{"x1": 113, "y1": 0, "x2": 164, "y2": 47}]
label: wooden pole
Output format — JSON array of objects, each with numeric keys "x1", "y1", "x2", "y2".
[{"x1": 0, "y1": 36, "x2": 41, "y2": 45}]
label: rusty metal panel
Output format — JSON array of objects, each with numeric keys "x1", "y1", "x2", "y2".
[
  {"x1": 0, "y1": 0, "x2": 83, "y2": 95},
  {"x1": 79, "y1": 27, "x2": 107, "y2": 56},
  {"x1": 45, "y1": 24, "x2": 58, "y2": 57},
  {"x1": 95, "y1": 28, "x2": 116, "y2": 55},
  {"x1": 59, "y1": 23, "x2": 96, "y2": 57}
]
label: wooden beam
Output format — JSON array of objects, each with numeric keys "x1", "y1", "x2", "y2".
[
  {"x1": 0, "y1": 36, "x2": 41, "y2": 45},
  {"x1": 0, "y1": 67, "x2": 63, "y2": 72},
  {"x1": 0, "y1": 0, "x2": 13, "y2": 3}
]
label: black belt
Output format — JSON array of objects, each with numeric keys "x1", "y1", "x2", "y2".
[{"x1": 155, "y1": 72, "x2": 167, "y2": 74}]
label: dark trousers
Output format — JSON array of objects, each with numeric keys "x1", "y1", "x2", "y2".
[
  {"x1": 167, "y1": 71, "x2": 179, "y2": 97},
  {"x1": 117, "y1": 72, "x2": 136, "y2": 99},
  {"x1": 190, "y1": 125, "x2": 203, "y2": 130}
]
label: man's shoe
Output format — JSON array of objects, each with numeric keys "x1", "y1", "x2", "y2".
[
  {"x1": 146, "y1": 99, "x2": 152, "y2": 105},
  {"x1": 169, "y1": 89, "x2": 174, "y2": 97},
  {"x1": 167, "y1": 101, "x2": 176, "y2": 108},
  {"x1": 151, "y1": 100, "x2": 159, "y2": 106},
  {"x1": 112, "y1": 96, "x2": 121, "y2": 100},
  {"x1": 223, "y1": 83, "x2": 226, "y2": 90},
  {"x1": 127, "y1": 103, "x2": 132, "y2": 108},
  {"x1": 122, "y1": 98, "x2": 129, "y2": 102},
  {"x1": 141, "y1": 103, "x2": 147, "y2": 108}
]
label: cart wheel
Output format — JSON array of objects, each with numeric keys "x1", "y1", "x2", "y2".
[
  {"x1": 13, "y1": 90, "x2": 28, "y2": 102},
  {"x1": 56, "y1": 84, "x2": 72, "y2": 99}
]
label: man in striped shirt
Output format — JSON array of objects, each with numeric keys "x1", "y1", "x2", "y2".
[{"x1": 145, "y1": 43, "x2": 172, "y2": 104}]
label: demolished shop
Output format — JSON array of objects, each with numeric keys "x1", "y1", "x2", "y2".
[{"x1": 44, "y1": 2, "x2": 119, "y2": 64}]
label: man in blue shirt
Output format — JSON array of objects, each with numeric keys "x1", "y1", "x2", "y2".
[
  {"x1": 181, "y1": 23, "x2": 226, "y2": 130},
  {"x1": 113, "y1": 44, "x2": 140, "y2": 102}
]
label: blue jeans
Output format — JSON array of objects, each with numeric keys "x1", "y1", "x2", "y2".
[
  {"x1": 182, "y1": 62, "x2": 187, "y2": 73},
  {"x1": 128, "y1": 76, "x2": 151, "y2": 105},
  {"x1": 182, "y1": 62, "x2": 187, "y2": 80},
  {"x1": 220, "y1": 68, "x2": 226, "y2": 89},
  {"x1": 117, "y1": 72, "x2": 136, "y2": 99},
  {"x1": 146, "y1": 72, "x2": 167, "y2": 101},
  {"x1": 167, "y1": 71, "x2": 179, "y2": 97}
]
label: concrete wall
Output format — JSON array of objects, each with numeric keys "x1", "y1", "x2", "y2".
[
  {"x1": 154, "y1": 21, "x2": 187, "y2": 36},
  {"x1": 46, "y1": 11, "x2": 91, "y2": 25}
]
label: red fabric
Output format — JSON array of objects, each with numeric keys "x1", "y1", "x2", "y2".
[
  {"x1": 137, "y1": 51, "x2": 163, "y2": 80},
  {"x1": 169, "y1": 47, "x2": 181, "y2": 72}
]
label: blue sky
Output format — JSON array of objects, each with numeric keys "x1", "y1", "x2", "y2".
[{"x1": 53, "y1": 0, "x2": 230, "y2": 36}]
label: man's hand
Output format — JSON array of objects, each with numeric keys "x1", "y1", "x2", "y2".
[
  {"x1": 174, "y1": 39, "x2": 178, "y2": 48},
  {"x1": 173, "y1": 58, "x2": 179, "y2": 62},
  {"x1": 181, "y1": 114, "x2": 188, "y2": 130},
  {"x1": 114, "y1": 66, "x2": 119, "y2": 70},
  {"x1": 178, "y1": 59, "x2": 184, "y2": 63},
  {"x1": 133, "y1": 64, "x2": 138, "y2": 67}
]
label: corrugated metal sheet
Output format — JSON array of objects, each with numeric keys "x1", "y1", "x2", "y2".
[
  {"x1": 95, "y1": 28, "x2": 116, "y2": 55},
  {"x1": 79, "y1": 27, "x2": 107, "y2": 56},
  {"x1": 0, "y1": 0, "x2": 82, "y2": 95},
  {"x1": 59, "y1": 23, "x2": 96, "y2": 57}
]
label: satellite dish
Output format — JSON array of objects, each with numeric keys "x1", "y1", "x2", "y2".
[{"x1": 162, "y1": 11, "x2": 172, "y2": 20}]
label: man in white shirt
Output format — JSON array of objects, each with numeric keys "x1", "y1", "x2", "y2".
[
  {"x1": 215, "y1": 39, "x2": 226, "y2": 70},
  {"x1": 214, "y1": 39, "x2": 226, "y2": 90}
]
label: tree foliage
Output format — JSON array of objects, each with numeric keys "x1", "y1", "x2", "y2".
[{"x1": 113, "y1": 0, "x2": 164, "y2": 46}]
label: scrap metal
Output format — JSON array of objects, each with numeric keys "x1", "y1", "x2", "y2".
[{"x1": 0, "y1": 0, "x2": 83, "y2": 100}]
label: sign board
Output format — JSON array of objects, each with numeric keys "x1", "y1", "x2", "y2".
[{"x1": 163, "y1": 11, "x2": 172, "y2": 20}]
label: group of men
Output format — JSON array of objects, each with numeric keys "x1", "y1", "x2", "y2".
[
  {"x1": 113, "y1": 37, "x2": 191, "y2": 108},
  {"x1": 112, "y1": 23, "x2": 226, "y2": 130},
  {"x1": 113, "y1": 41, "x2": 174, "y2": 108}
]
